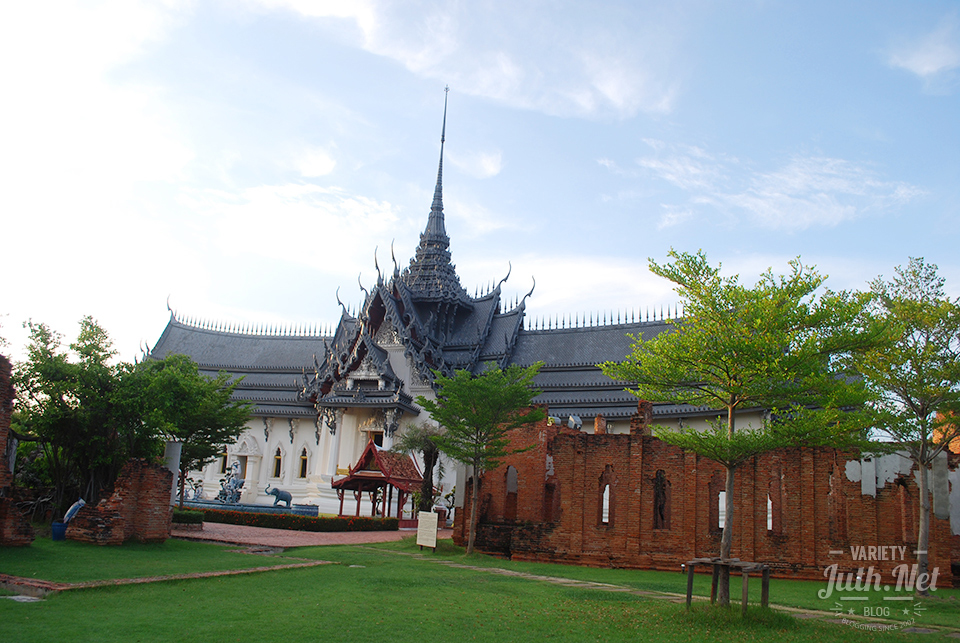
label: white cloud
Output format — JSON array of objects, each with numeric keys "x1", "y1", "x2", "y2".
[
  {"x1": 0, "y1": 1, "x2": 197, "y2": 361},
  {"x1": 725, "y1": 157, "x2": 922, "y2": 230},
  {"x1": 446, "y1": 197, "x2": 518, "y2": 237},
  {"x1": 624, "y1": 142, "x2": 922, "y2": 231},
  {"x1": 299, "y1": 147, "x2": 337, "y2": 177},
  {"x1": 637, "y1": 142, "x2": 726, "y2": 192},
  {"x1": 888, "y1": 15, "x2": 960, "y2": 79},
  {"x1": 448, "y1": 149, "x2": 502, "y2": 179},
  {"x1": 455, "y1": 252, "x2": 678, "y2": 325},
  {"x1": 183, "y1": 183, "x2": 407, "y2": 274},
  {"x1": 258, "y1": 1, "x2": 685, "y2": 118},
  {"x1": 657, "y1": 206, "x2": 694, "y2": 230}
]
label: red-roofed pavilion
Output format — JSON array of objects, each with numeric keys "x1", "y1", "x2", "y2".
[{"x1": 332, "y1": 439, "x2": 423, "y2": 518}]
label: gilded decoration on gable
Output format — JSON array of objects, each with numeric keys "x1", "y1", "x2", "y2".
[{"x1": 375, "y1": 320, "x2": 401, "y2": 346}]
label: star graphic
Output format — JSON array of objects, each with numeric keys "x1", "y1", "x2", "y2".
[
  {"x1": 902, "y1": 608, "x2": 910, "y2": 615},
  {"x1": 848, "y1": 608, "x2": 855, "y2": 615}
]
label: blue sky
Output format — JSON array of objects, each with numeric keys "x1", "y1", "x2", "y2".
[{"x1": 2, "y1": 1, "x2": 959, "y2": 361}]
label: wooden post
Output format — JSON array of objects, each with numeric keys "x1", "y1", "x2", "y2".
[
  {"x1": 741, "y1": 570, "x2": 749, "y2": 616},
  {"x1": 761, "y1": 567, "x2": 770, "y2": 608},
  {"x1": 686, "y1": 564, "x2": 695, "y2": 610},
  {"x1": 710, "y1": 564, "x2": 720, "y2": 604}
]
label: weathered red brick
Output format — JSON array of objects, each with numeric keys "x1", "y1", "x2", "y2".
[{"x1": 454, "y1": 404, "x2": 960, "y2": 586}]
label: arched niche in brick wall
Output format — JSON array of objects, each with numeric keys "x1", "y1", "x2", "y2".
[{"x1": 505, "y1": 466, "x2": 518, "y2": 521}]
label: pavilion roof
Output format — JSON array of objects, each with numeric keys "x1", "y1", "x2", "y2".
[{"x1": 331, "y1": 440, "x2": 423, "y2": 493}]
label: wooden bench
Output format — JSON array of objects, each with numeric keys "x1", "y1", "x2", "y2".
[{"x1": 684, "y1": 557, "x2": 770, "y2": 615}]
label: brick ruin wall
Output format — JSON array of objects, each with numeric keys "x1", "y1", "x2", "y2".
[
  {"x1": 0, "y1": 354, "x2": 35, "y2": 546},
  {"x1": 455, "y1": 409, "x2": 960, "y2": 586},
  {"x1": 67, "y1": 459, "x2": 173, "y2": 545}
]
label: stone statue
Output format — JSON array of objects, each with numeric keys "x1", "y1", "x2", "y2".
[
  {"x1": 265, "y1": 484, "x2": 292, "y2": 508},
  {"x1": 188, "y1": 477, "x2": 205, "y2": 501},
  {"x1": 217, "y1": 461, "x2": 244, "y2": 504}
]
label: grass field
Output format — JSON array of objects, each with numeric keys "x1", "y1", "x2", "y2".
[{"x1": 1, "y1": 536, "x2": 957, "y2": 642}]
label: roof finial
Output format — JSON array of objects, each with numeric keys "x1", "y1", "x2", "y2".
[
  {"x1": 425, "y1": 87, "x2": 449, "y2": 240},
  {"x1": 442, "y1": 85, "x2": 448, "y2": 143}
]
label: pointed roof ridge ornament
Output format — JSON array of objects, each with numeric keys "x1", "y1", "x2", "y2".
[
  {"x1": 496, "y1": 261, "x2": 512, "y2": 291},
  {"x1": 358, "y1": 274, "x2": 369, "y2": 301},
  {"x1": 519, "y1": 276, "x2": 536, "y2": 307}
]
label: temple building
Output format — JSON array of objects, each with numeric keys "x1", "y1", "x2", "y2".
[
  {"x1": 148, "y1": 96, "x2": 756, "y2": 515},
  {"x1": 148, "y1": 95, "x2": 958, "y2": 579}
]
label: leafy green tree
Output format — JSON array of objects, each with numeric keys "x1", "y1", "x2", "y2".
[
  {"x1": 13, "y1": 319, "x2": 250, "y2": 516},
  {"x1": 601, "y1": 250, "x2": 879, "y2": 605},
  {"x1": 13, "y1": 317, "x2": 158, "y2": 514},
  {"x1": 852, "y1": 257, "x2": 960, "y2": 594},
  {"x1": 418, "y1": 363, "x2": 546, "y2": 554},
  {"x1": 134, "y1": 354, "x2": 251, "y2": 508},
  {"x1": 391, "y1": 421, "x2": 444, "y2": 513}
]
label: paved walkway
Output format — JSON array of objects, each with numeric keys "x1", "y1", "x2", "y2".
[{"x1": 171, "y1": 522, "x2": 453, "y2": 548}]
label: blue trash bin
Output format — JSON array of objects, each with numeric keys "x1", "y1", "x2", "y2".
[{"x1": 51, "y1": 521, "x2": 67, "y2": 541}]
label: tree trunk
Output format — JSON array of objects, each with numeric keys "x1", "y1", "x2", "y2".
[
  {"x1": 419, "y1": 449, "x2": 438, "y2": 512},
  {"x1": 717, "y1": 402, "x2": 737, "y2": 607},
  {"x1": 178, "y1": 467, "x2": 186, "y2": 510},
  {"x1": 467, "y1": 468, "x2": 480, "y2": 555},
  {"x1": 916, "y1": 446, "x2": 930, "y2": 597},
  {"x1": 717, "y1": 464, "x2": 736, "y2": 606}
]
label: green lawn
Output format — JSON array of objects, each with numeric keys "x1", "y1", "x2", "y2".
[
  {"x1": 291, "y1": 538, "x2": 960, "y2": 630},
  {"x1": 0, "y1": 538, "x2": 293, "y2": 583},
  {"x1": 1, "y1": 536, "x2": 957, "y2": 642}
]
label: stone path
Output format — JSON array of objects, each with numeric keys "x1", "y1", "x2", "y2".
[
  {"x1": 171, "y1": 522, "x2": 453, "y2": 547},
  {"x1": 367, "y1": 546, "x2": 960, "y2": 636},
  {"x1": 0, "y1": 525, "x2": 447, "y2": 598},
  {"x1": 0, "y1": 556, "x2": 332, "y2": 599}
]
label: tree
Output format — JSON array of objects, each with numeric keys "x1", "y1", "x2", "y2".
[
  {"x1": 133, "y1": 354, "x2": 251, "y2": 508},
  {"x1": 391, "y1": 421, "x2": 444, "y2": 513},
  {"x1": 852, "y1": 257, "x2": 960, "y2": 594},
  {"x1": 418, "y1": 363, "x2": 546, "y2": 554},
  {"x1": 13, "y1": 318, "x2": 161, "y2": 514},
  {"x1": 13, "y1": 319, "x2": 250, "y2": 516},
  {"x1": 601, "y1": 250, "x2": 879, "y2": 605}
]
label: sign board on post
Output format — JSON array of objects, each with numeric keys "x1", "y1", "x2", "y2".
[{"x1": 416, "y1": 511, "x2": 439, "y2": 550}]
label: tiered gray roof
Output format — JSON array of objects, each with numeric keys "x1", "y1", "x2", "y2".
[
  {"x1": 148, "y1": 95, "x2": 698, "y2": 425},
  {"x1": 149, "y1": 319, "x2": 326, "y2": 419}
]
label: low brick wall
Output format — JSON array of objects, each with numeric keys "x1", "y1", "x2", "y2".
[
  {"x1": 67, "y1": 459, "x2": 173, "y2": 545},
  {"x1": 0, "y1": 497, "x2": 35, "y2": 546},
  {"x1": 456, "y1": 407, "x2": 960, "y2": 586}
]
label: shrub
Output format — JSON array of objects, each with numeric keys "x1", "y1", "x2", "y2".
[
  {"x1": 172, "y1": 509, "x2": 205, "y2": 524},
  {"x1": 200, "y1": 508, "x2": 398, "y2": 532}
]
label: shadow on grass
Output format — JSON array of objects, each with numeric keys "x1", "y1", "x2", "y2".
[{"x1": 676, "y1": 603, "x2": 800, "y2": 631}]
